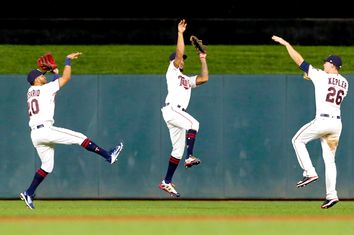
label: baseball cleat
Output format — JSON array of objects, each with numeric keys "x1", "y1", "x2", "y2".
[
  {"x1": 108, "y1": 142, "x2": 124, "y2": 164},
  {"x1": 184, "y1": 155, "x2": 201, "y2": 168},
  {"x1": 296, "y1": 175, "x2": 319, "y2": 188},
  {"x1": 159, "y1": 180, "x2": 180, "y2": 197},
  {"x1": 321, "y1": 198, "x2": 339, "y2": 209},
  {"x1": 20, "y1": 191, "x2": 35, "y2": 209}
]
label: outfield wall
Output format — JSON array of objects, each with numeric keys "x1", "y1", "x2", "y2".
[{"x1": 1, "y1": 74, "x2": 353, "y2": 199}]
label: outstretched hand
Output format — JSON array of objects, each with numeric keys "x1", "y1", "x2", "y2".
[
  {"x1": 66, "y1": 52, "x2": 82, "y2": 60},
  {"x1": 178, "y1": 19, "x2": 187, "y2": 33},
  {"x1": 271, "y1": 35, "x2": 289, "y2": 46}
]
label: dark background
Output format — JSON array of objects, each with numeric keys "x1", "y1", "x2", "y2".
[{"x1": 1, "y1": 2, "x2": 353, "y2": 45}]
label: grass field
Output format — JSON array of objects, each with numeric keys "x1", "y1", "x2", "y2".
[
  {"x1": 1, "y1": 200, "x2": 354, "y2": 235},
  {"x1": 2, "y1": 45, "x2": 354, "y2": 75}
]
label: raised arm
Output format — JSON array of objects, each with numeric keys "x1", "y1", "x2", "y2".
[
  {"x1": 58, "y1": 52, "x2": 82, "y2": 88},
  {"x1": 271, "y1": 35, "x2": 304, "y2": 66},
  {"x1": 173, "y1": 19, "x2": 187, "y2": 68}
]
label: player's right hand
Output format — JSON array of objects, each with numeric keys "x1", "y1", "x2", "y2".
[
  {"x1": 271, "y1": 35, "x2": 289, "y2": 46},
  {"x1": 67, "y1": 52, "x2": 82, "y2": 60}
]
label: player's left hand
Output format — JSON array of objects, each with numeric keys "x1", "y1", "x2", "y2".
[{"x1": 37, "y1": 53, "x2": 58, "y2": 73}]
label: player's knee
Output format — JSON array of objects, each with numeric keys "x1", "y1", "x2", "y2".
[
  {"x1": 291, "y1": 136, "x2": 298, "y2": 145},
  {"x1": 326, "y1": 138, "x2": 338, "y2": 152},
  {"x1": 171, "y1": 147, "x2": 184, "y2": 159},
  {"x1": 41, "y1": 162, "x2": 54, "y2": 173},
  {"x1": 171, "y1": 152, "x2": 183, "y2": 160},
  {"x1": 41, "y1": 165, "x2": 53, "y2": 173},
  {"x1": 292, "y1": 136, "x2": 305, "y2": 146},
  {"x1": 192, "y1": 121, "x2": 199, "y2": 131}
]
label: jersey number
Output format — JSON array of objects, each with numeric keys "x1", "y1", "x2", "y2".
[
  {"x1": 28, "y1": 99, "x2": 39, "y2": 116},
  {"x1": 326, "y1": 87, "x2": 344, "y2": 105}
]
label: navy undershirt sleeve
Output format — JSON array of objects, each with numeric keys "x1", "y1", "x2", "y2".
[
  {"x1": 299, "y1": 60, "x2": 310, "y2": 73},
  {"x1": 52, "y1": 74, "x2": 60, "y2": 81}
]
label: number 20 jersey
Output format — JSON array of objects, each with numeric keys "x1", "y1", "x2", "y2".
[{"x1": 27, "y1": 80, "x2": 60, "y2": 128}]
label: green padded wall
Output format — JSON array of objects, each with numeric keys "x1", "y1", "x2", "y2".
[{"x1": 1, "y1": 74, "x2": 353, "y2": 199}]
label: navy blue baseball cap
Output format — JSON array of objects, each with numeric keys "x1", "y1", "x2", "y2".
[
  {"x1": 27, "y1": 69, "x2": 43, "y2": 85},
  {"x1": 169, "y1": 52, "x2": 187, "y2": 61},
  {"x1": 324, "y1": 55, "x2": 342, "y2": 69}
]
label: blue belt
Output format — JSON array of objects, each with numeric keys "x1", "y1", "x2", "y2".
[
  {"x1": 320, "y1": 114, "x2": 340, "y2": 119},
  {"x1": 31, "y1": 124, "x2": 44, "y2": 130},
  {"x1": 165, "y1": 103, "x2": 186, "y2": 111}
]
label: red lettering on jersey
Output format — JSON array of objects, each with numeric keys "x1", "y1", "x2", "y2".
[
  {"x1": 178, "y1": 75, "x2": 190, "y2": 90},
  {"x1": 328, "y1": 77, "x2": 347, "y2": 89},
  {"x1": 27, "y1": 89, "x2": 40, "y2": 99}
]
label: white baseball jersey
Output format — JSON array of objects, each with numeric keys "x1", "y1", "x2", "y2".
[
  {"x1": 164, "y1": 61, "x2": 197, "y2": 109},
  {"x1": 292, "y1": 64, "x2": 349, "y2": 200},
  {"x1": 27, "y1": 79, "x2": 87, "y2": 173},
  {"x1": 27, "y1": 80, "x2": 59, "y2": 128},
  {"x1": 161, "y1": 61, "x2": 200, "y2": 159},
  {"x1": 308, "y1": 65, "x2": 348, "y2": 117}
]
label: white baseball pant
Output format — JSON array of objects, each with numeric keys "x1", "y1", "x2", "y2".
[
  {"x1": 30, "y1": 124, "x2": 87, "y2": 173},
  {"x1": 161, "y1": 105, "x2": 199, "y2": 159},
  {"x1": 292, "y1": 116, "x2": 341, "y2": 199}
]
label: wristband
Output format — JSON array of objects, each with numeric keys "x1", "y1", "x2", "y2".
[
  {"x1": 199, "y1": 53, "x2": 207, "y2": 59},
  {"x1": 65, "y1": 57, "x2": 71, "y2": 66},
  {"x1": 52, "y1": 74, "x2": 60, "y2": 81}
]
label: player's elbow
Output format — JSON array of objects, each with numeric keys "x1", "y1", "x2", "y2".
[
  {"x1": 197, "y1": 75, "x2": 208, "y2": 85},
  {"x1": 58, "y1": 75, "x2": 71, "y2": 88}
]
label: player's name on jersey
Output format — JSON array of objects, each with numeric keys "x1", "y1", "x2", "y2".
[
  {"x1": 328, "y1": 77, "x2": 347, "y2": 89},
  {"x1": 27, "y1": 89, "x2": 40, "y2": 99}
]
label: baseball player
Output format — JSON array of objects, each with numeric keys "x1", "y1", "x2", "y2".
[
  {"x1": 20, "y1": 52, "x2": 123, "y2": 209},
  {"x1": 159, "y1": 19, "x2": 209, "y2": 197},
  {"x1": 272, "y1": 35, "x2": 348, "y2": 209}
]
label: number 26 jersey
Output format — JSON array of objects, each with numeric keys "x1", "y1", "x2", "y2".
[{"x1": 308, "y1": 65, "x2": 348, "y2": 117}]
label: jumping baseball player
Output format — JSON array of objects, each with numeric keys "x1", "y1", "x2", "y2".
[
  {"x1": 159, "y1": 19, "x2": 209, "y2": 197},
  {"x1": 272, "y1": 35, "x2": 348, "y2": 209},
  {"x1": 20, "y1": 52, "x2": 123, "y2": 209}
]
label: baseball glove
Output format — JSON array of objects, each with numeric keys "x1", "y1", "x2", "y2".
[
  {"x1": 190, "y1": 35, "x2": 207, "y2": 54},
  {"x1": 37, "y1": 53, "x2": 57, "y2": 72}
]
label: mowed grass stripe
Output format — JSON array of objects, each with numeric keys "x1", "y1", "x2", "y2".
[
  {"x1": 1, "y1": 200, "x2": 354, "y2": 216},
  {"x1": 1, "y1": 200, "x2": 353, "y2": 235},
  {"x1": 1, "y1": 215, "x2": 354, "y2": 222},
  {"x1": 1, "y1": 45, "x2": 354, "y2": 74}
]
